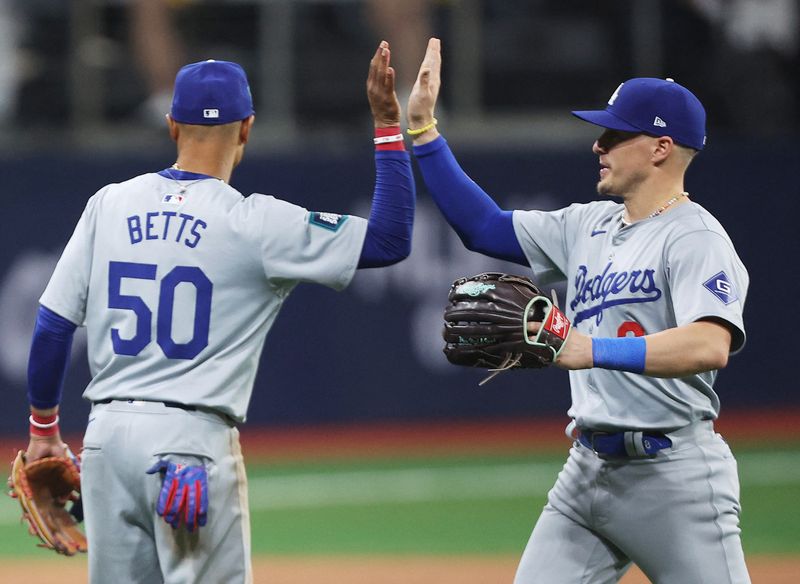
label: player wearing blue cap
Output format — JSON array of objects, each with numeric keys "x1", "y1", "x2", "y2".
[
  {"x1": 408, "y1": 39, "x2": 750, "y2": 583},
  {"x1": 19, "y1": 43, "x2": 414, "y2": 582}
]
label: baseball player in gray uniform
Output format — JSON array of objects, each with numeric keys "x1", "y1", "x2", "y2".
[
  {"x1": 21, "y1": 42, "x2": 414, "y2": 583},
  {"x1": 408, "y1": 39, "x2": 750, "y2": 583}
]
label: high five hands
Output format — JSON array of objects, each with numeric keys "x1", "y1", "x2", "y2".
[
  {"x1": 367, "y1": 40, "x2": 401, "y2": 128},
  {"x1": 368, "y1": 37, "x2": 441, "y2": 140},
  {"x1": 407, "y1": 38, "x2": 442, "y2": 145}
]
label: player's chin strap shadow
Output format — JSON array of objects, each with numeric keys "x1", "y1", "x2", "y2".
[{"x1": 479, "y1": 353, "x2": 523, "y2": 387}]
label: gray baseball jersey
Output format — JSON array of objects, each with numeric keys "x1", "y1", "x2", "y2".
[
  {"x1": 40, "y1": 171, "x2": 367, "y2": 421},
  {"x1": 42, "y1": 170, "x2": 368, "y2": 583},
  {"x1": 512, "y1": 199, "x2": 752, "y2": 583},
  {"x1": 513, "y1": 199, "x2": 749, "y2": 430}
]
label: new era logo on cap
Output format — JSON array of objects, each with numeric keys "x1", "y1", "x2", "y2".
[{"x1": 572, "y1": 77, "x2": 707, "y2": 150}]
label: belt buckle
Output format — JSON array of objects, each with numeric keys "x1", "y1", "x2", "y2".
[{"x1": 589, "y1": 431, "x2": 611, "y2": 456}]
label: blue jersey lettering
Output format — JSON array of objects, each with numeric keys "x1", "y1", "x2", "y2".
[
  {"x1": 125, "y1": 212, "x2": 206, "y2": 248},
  {"x1": 570, "y1": 262, "x2": 662, "y2": 325},
  {"x1": 161, "y1": 211, "x2": 177, "y2": 240},
  {"x1": 145, "y1": 212, "x2": 159, "y2": 240},
  {"x1": 127, "y1": 215, "x2": 143, "y2": 244},
  {"x1": 186, "y1": 219, "x2": 207, "y2": 249},
  {"x1": 175, "y1": 213, "x2": 194, "y2": 243}
]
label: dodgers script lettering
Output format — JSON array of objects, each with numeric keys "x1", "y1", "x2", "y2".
[{"x1": 569, "y1": 262, "x2": 662, "y2": 325}]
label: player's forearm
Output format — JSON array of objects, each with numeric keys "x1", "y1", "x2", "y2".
[
  {"x1": 413, "y1": 136, "x2": 527, "y2": 264},
  {"x1": 558, "y1": 320, "x2": 731, "y2": 377},
  {"x1": 358, "y1": 151, "x2": 415, "y2": 268},
  {"x1": 27, "y1": 305, "x2": 78, "y2": 409},
  {"x1": 27, "y1": 405, "x2": 64, "y2": 457},
  {"x1": 641, "y1": 320, "x2": 731, "y2": 377},
  {"x1": 30, "y1": 405, "x2": 59, "y2": 417}
]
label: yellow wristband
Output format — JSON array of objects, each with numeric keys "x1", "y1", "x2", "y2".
[{"x1": 406, "y1": 118, "x2": 438, "y2": 136}]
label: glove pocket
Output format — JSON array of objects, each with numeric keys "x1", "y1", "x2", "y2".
[
  {"x1": 150, "y1": 449, "x2": 213, "y2": 466},
  {"x1": 147, "y1": 450, "x2": 217, "y2": 486}
]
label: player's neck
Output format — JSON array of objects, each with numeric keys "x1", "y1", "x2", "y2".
[
  {"x1": 173, "y1": 150, "x2": 236, "y2": 183},
  {"x1": 622, "y1": 183, "x2": 688, "y2": 223}
]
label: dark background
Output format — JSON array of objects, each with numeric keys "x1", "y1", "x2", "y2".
[
  {"x1": 0, "y1": 0, "x2": 798, "y2": 435},
  {"x1": 1, "y1": 137, "x2": 795, "y2": 434}
]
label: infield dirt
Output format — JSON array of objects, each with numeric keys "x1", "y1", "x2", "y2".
[{"x1": 4, "y1": 555, "x2": 799, "y2": 584}]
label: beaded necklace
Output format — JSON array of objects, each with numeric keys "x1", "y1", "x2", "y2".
[{"x1": 621, "y1": 191, "x2": 689, "y2": 226}]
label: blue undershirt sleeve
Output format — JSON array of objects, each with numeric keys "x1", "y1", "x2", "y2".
[
  {"x1": 358, "y1": 150, "x2": 415, "y2": 268},
  {"x1": 27, "y1": 305, "x2": 78, "y2": 409},
  {"x1": 413, "y1": 136, "x2": 528, "y2": 266}
]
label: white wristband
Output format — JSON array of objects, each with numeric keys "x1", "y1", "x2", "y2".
[
  {"x1": 29, "y1": 414, "x2": 60, "y2": 429},
  {"x1": 373, "y1": 134, "x2": 404, "y2": 145}
]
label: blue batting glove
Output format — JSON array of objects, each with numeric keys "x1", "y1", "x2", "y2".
[{"x1": 146, "y1": 459, "x2": 209, "y2": 532}]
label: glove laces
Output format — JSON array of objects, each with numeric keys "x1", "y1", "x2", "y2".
[{"x1": 479, "y1": 353, "x2": 523, "y2": 386}]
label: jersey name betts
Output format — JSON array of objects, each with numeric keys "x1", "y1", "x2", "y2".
[{"x1": 39, "y1": 169, "x2": 367, "y2": 422}]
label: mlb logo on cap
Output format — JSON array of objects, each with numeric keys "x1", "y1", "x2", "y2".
[
  {"x1": 170, "y1": 59, "x2": 255, "y2": 125},
  {"x1": 572, "y1": 77, "x2": 707, "y2": 150}
]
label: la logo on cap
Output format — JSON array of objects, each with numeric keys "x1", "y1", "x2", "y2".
[
  {"x1": 573, "y1": 77, "x2": 707, "y2": 151},
  {"x1": 608, "y1": 83, "x2": 623, "y2": 105}
]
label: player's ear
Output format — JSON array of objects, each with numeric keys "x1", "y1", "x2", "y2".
[
  {"x1": 651, "y1": 136, "x2": 673, "y2": 164},
  {"x1": 166, "y1": 115, "x2": 179, "y2": 142},
  {"x1": 239, "y1": 115, "x2": 255, "y2": 145}
]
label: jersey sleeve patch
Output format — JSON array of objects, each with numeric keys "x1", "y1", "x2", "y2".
[
  {"x1": 309, "y1": 212, "x2": 348, "y2": 232},
  {"x1": 702, "y1": 271, "x2": 738, "y2": 305}
]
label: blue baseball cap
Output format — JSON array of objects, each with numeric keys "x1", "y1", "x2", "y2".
[
  {"x1": 572, "y1": 78, "x2": 706, "y2": 150},
  {"x1": 170, "y1": 59, "x2": 255, "y2": 125}
]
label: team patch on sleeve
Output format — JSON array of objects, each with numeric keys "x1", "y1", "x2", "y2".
[
  {"x1": 309, "y1": 212, "x2": 348, "y2": 232},
  {"x1": 702, "y1": 271, "x2": 738, "y2": 305}
]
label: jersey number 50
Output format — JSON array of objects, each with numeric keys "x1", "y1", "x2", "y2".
[{"x1": 108, "y1": 261, "x2": 212, "y2": 359}]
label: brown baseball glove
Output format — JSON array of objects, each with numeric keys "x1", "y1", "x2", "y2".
[
  {"x1": 7, "y1": 449, "x2": 87, "y2": 555},
  {"x1": 443, "y1": 272, "x2": 572, "y2": 384}
]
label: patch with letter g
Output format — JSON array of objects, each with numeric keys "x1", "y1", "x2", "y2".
[
  {"x1": 702, "y1": 271, "x2": 738, "y2": 305},
  {"x1": 310, "y1": 212, "x2": 348, "y2": 232}
]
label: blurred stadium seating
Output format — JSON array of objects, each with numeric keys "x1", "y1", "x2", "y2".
[{"x1": 2, "y1": 0, "x2": 797, "y2": 150}]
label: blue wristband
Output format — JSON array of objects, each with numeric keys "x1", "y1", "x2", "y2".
[{"x1": 591, "y1": 337, "x2": 646, "y2": 374}]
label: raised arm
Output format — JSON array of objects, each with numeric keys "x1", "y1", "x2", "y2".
[
  {"x1": 358, "y1": 40, "x2": 415, "y2": 268},
  {"x1": 407, "y1": 38, "x2": 527, "y2": 266}
]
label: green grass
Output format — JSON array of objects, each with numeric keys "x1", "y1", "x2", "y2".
[
  {"x1": 245, "y1": 453, "x2": 558, "y2": 555},
  {"x1": 246, "y1": 447, "x2": 800, "y2": 556},
  {"x1": 1, "y1": 446, "x2": 798, "y2": 557},
  {"x1": 739, "y1": 482, "x2": 800, "y2": 554},
  {"x1": 254, "y1": 496, "x2": 542, "y2": 555}
]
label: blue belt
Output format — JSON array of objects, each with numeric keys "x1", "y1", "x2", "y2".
[
  {"x1": 578, "y1": 428, "x2": 672, "y2": 458},
  {"x1": 93, "y1": 398, "x2": 197, "y2": 411}
]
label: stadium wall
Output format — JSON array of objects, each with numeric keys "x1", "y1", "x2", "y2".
[{"x1": 0, "y1": 139, "x2": 794, "y2": 434}]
